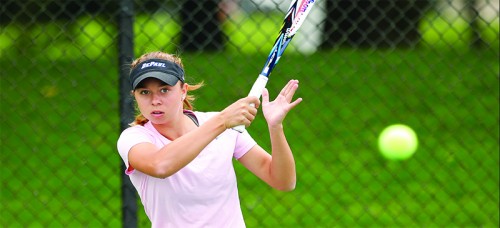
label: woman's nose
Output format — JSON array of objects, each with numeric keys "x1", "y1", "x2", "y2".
[{"x1": 151, "y1": 93, "x2": 162, "y2": 105}]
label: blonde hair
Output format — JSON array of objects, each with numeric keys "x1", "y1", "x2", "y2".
[{"x1": 130, "y1": 51, "x2": 203, "y2": 126}]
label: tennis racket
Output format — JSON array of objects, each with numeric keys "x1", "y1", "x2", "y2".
[{"x1": 233, "y1": 0, "x2": 316, "y2": 132}]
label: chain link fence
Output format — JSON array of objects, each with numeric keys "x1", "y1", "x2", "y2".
[{"x1": 1, "y1": 0, "x2": 498, "y2": 227}]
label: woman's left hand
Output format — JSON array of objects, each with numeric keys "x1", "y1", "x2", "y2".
[{"x1": 262, "y1": 79, "x2": 302, "y2": 128}]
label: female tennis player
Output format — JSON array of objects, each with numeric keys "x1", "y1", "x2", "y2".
[{"x1": 117, "y1": 51, "x2": 302, "y2": 227}]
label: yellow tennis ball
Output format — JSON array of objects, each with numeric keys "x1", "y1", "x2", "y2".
[{"x1": 378, "y1": 124, "x2": 418, "y2": 160}]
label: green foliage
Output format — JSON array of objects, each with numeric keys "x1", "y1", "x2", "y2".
[
  {"x1": 420, "y1": 12, "x2": 500, "y2": 48},
  {"x1": 134, "y1": 13, "x2": 181, "y2": 54},
  {"x1": 224, "y1": 12, "x2": 283, "y2": 54}
]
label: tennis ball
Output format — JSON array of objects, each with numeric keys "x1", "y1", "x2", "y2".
[{"x1": 378, "y1": 124, "x2": 418, "y2": 160}]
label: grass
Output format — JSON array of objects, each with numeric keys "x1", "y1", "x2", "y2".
[
  {"x1": 1, "y1": 49, "x2": 498, "y2": 227},
  {"x1": 1, "y1": 10, "x2": 499, "y2": 228}
]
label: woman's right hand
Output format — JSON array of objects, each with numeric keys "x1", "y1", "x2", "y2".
[{"x1": 219, "y1": 96, "x2": 261, "y2": 129}]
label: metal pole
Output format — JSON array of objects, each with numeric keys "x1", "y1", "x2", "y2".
[{"x1": 118, "y1": 0, "x2": 137, "y2": 227}]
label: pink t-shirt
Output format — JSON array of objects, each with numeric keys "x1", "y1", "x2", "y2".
[{"x1": 117, "y1": 111, "x2": 257, "y2": 228}]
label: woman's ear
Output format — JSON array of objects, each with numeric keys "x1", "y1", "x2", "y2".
[{"x1": 182, "y1": 83, "x2": 188, "y2": 99}]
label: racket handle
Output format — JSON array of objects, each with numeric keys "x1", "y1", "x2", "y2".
[{"x1": 233, "y1": 75, "x2": 269, "y2": 133}]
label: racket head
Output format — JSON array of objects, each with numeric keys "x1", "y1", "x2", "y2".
[
  {"x1": 261, "y1": 0, "x2": 316, "y2": 76},
  {"x1": 287, "y1": 0, "x2": 316, "y2": 37}
]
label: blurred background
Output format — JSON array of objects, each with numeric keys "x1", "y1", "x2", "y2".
[{"x1": 1, "y1": 0, "x2": 498, "y2": 227}]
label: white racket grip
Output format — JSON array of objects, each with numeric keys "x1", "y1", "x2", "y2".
[{"x1": 233, "y1": 75, "x2": 269, "y2": 133}]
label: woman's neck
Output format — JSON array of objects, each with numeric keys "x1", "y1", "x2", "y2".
[{"x1": 153, "y1": 113, "x2": 197, "y2": 141}]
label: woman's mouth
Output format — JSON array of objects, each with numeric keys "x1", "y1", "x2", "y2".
[{"x1": 151, "y1": 111, "x2": 164, "y2": 117}]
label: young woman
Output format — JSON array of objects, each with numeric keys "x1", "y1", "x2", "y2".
[{"x1": 117, "y1": 51, "x2": 302, "y2": 227}]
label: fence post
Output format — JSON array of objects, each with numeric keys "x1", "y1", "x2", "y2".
[{"x1": 118, "y1": 0, "x2": 137, "y2": 227}]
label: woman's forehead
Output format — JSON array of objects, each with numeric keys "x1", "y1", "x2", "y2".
[{"x1": 136, "y1": 78, "x2": 169, "y2": 88}]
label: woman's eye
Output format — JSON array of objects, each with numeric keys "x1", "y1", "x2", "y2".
[
  {"x1": 139, "y1": 90, "x2": 150, "y2": 95},
  {"x1": 160, "y1": 88, "x2": 169, "y2": 93}
]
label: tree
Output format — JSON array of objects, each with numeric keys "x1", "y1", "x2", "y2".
[
  {"x1": 180, "y1": 0, "x2": 226, "y2": 52},
  {"x1": 321, "y1": 0, "x2": 432, "y2": 48}
]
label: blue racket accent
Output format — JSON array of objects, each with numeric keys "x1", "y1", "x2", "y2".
[{"x1": 260, "y1": 0, "x2": 314, "y2": 78}]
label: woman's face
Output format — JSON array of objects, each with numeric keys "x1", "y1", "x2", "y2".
[{"x1": 133, "y1": 78, "x2": 186, "y2": 125}]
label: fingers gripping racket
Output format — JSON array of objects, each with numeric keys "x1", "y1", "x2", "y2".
[{"x1": 233, "y1": 0, "x2": 316, "y2": 132}]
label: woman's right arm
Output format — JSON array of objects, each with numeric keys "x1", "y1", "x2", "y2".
[{"x1": 127, "y1": 96, "x2": 260, "y2": 178}]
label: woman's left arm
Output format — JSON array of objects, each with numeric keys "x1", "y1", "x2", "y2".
[{"x1": 238, "y1": 80, "x2": 302, "y2": 191}]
